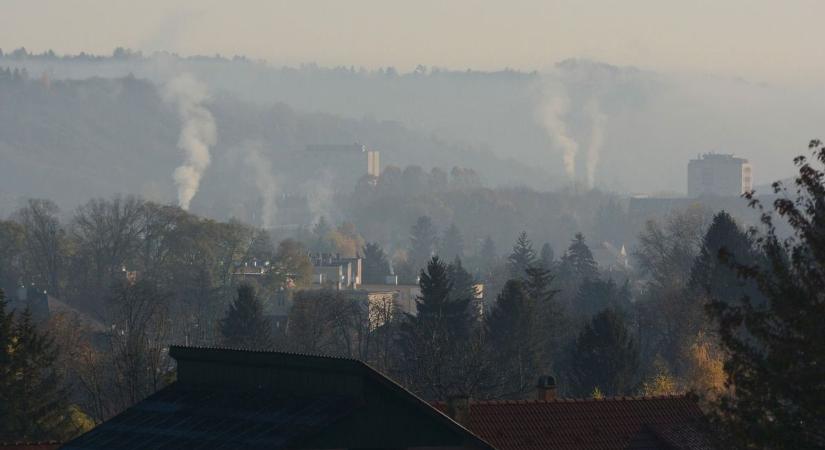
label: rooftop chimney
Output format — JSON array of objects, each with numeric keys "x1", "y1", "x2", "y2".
[
  {"x1": 446, "y1": 395, "x2": 471, "y2": 427},
  {"x1": 536, "y1": 375, "x2": 557, "y2": 401}
]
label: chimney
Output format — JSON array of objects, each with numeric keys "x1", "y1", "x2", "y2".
[
  {"x1": 536, "y1": 375, "x2": 557, "y2": 401},
  {"x1": 446, "y1": 395, "x2": 471, "y2": 427}
]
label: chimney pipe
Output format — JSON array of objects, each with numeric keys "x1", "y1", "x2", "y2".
[
  {"x1": 536, "y1": 375, "x2": 557, "y2": 401},
  {"x1": 446, "y1": 395, "x2": 471, "y2": 427}
]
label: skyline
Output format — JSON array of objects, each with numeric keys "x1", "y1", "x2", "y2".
[{"x1": 1, "y1": 1, "x2": 823, "y2": 86}]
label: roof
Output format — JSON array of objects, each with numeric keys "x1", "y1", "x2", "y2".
[
  {"x1": 434, "y1": 396, "x2": 714, "y2": 450},
  {"x1": 0, "y1": 443, "x2": 61, "y2": 450},
  {"x1": 63, "y1": 346, "x2": 493, "y2": 450}
]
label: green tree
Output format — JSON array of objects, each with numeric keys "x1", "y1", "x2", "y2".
[
  {"x1": 566, "y1": 308, "x2": 639, "y2": 397},
  {"x1": 706, "y1": 140, "x2": 825, "y2": 449},
  {"x1": 409, "y1": 216, "x2": 438, "y2": 272},
  {"x1": 507, "y1": 231, "x2": 536, "y2": 280},
  {"x1": 486, "y1": 279, "x2": 542, "y2": 398},
  {"x1": 539, "y1": 243, "x2": 555, "y2": 271},
  {"x1": 446, "y1": 257, "x2": 477, "y2": 307},
  {"x1": 440, "y1": 223, "x2": 464, "y2": 261},
  {"x1": 559, "y1": 233, "x2": 598, "y2": 283},
  {"x1": 573, "y1": 278, "x2": 631, "y2": 318},
  {"x1": 0, "y1": 290, "x2": 73, "y2": 441},
  {"x1": 362, "y1": 242, "x2": 391, "y2": 284},
  {"x1": 271, "y1": 239, "x2": 313, "y2": 288},
  {"x1": 220, "y1": 284, "x2": 273, "y2": 350}
]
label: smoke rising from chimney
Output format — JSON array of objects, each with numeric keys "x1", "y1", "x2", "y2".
[
  {"x1": 241, "y1": 142, "x2": 279, "y2": 229},
  {"x1": 584, "y1": 98, "x2": 606, "y2": 189},
  {"x1": 163, "y1": 73, "x2": 216, "y2": 210},
  {"x1": 539, "y1": 91, "x2": 578, "y2": 180}
]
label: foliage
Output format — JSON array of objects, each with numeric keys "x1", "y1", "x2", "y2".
[
  {"x1": 565, "y1": 308, "x2": 639, "y2": 397},
  {"x1": 507, "y1": 231, "x2": 537, "y2": 280},
  {"x1": 408, "y1": 216, "x2": 439, "y2": 273},
  {"x1": 706, "y1": 140, "x2": 825, "y2": 449},
  {"x1": 559, "y1": 233, "x2": 598, "y2": 283},
  {"x1": 362, "y1": 242, "x2": 392, "y2": 284},
  {"x1": 220, "y1": 284, "x2": 273, "y2": 350},
  {"x1": 440, "y1": 223, "x2": 464, "y2": 261}
]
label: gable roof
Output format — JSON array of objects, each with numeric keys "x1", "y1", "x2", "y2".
[
  {"x1": 62, "y1": 346, "x2": 493, "y2": 450},
  {"x1": 435, "y1": 395, "x2": 714, "y2": 450}
]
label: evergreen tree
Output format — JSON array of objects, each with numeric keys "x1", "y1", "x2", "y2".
[
  {"x1": 487, "y1": 279, "x2": 541, "y2": 398},
  {"x1": 539, "y1": 243, "x2": 555, "y2": 271},
  {"x1": 0, "y1": 293, "x2": 72, "y2": 441},
  {"x1": 706, "y1": 141, "x2": 825, "y2": 449},
  {"x1": 480, "y1": 236, "x2": 497, "y2": 263},
  {"x1": 440, "y1": 223, "x2": 464, "y2": 261},
  {"x1": 409, "y1": 216, "x2": 438, "y2": 272},
  {"x1": 560, "y1": 233, "x2": 599, "y2": 282},
  {"x1": 311, "y1": 216, "x2": 333, "y2": 253},
  {"x1": 447, "y1": 257, "x2": 477, "y2": 305},
  {"x1": 690, "y1": 211, "x2": 757, "y2": 303},
  {"x1": 574, "y1": 278, "x2": 631, "y2": 318},
  {"x1": 566, "y1": 308, "x2": 639, "y2": 397},
  {"x1": 220, "y1": 284, "x2": 273, "y2": 350},
  {"x1": 507, "y1": 231, "x2": 536, "y2": 280},
  {"x1": 362, "y1": 242, "x2": 391, "y2": 284}
]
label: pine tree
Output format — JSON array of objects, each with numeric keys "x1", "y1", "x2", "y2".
[
  {"x1": 690, "y1": 211, "x2": 757, "y2": 303},
  {"x1": 566, "y1": 308, "x2": 639, "y2": 397},
  {"x1": 0, "y1": 296, "x2": 71, "y2": 441},
  {"x1": 447, "y1": 257, "x2": 476, "y2": 304},
  {"x1": 440, "y1": 223, "x2": 464, "y2": 261},
  {"x1": 560, "y1": 233, "x2": 599, "y2": 282},
  {"x1": 487, "y1": 279, "x2": 542, "y2": 398},
  {"x1": 220, "y1": 284, "x2": 273, "y2": 350},
  {"x1": 573, "y1": 278, "x2": 631, "y2": 318},
  {"x1": 409, "y1": 216, "x2": 438, "y2": 272},
  {"x1": 706, "y1": 141, "x2": 825, "y2": 448},
  {"x1": 508, "y1": 231, "x2": 536, "y2": 280},
  {"x1": 362, "y1": 242, "x2": 391, "y2": 284},
  {"x1": 539, "y1": 243, "x2": 555, "y2": 271}
]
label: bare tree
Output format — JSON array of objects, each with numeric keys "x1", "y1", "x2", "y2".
[{"x1": 15, "y1": 199, "x2": 66, "y2": 297}]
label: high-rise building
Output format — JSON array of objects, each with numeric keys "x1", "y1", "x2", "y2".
[{"x1": 687, "y1": 153, "x2": 752, "y2": 197}]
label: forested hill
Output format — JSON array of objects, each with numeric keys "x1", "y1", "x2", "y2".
[{"x1": 0, "y1": 71, "x2": 546, "y2": 218}]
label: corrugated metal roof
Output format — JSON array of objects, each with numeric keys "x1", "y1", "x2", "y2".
[{"x1": 61, "y1": 385, "x2": 358, "y2": 450}]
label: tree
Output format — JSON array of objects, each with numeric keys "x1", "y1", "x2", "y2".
[
  {"x1": 362, "y1": 242, "x2": 391, "y2": 284},
  {"x1": 507, "y1": 231, "x2": 536, "y2": 280},
  {"x1": 0, "y1": 221, "x2": 25, "y2": 293},
  {"x1": 15, "y1": 199, "x2": 66, "y2": 297},
  {"x1": 706, "y1": 140, "x2": 825, "y2": 448},
  {"x1": 220, "y1": 284, "x2": 273, "y2": 350},
  {"x1": 559, "y1": 233, "x2": 598, "y2": 283},
  {"x1": 539, "y1": 243, "x2": 555, "y2": 271},
  {"x1": 690, "y1": 211, "x2": 757, "y2": 304},
  {"x1": 486, "y1": 280, "x2": 541, "y2": 398},
  {"x1": 408, "y1": 216, "x2": 438, "y2": 272},
  {"x1": 566, "y1": 308, "x2": 639, "y2": 397},
  {"x1": 399, "y1": 256, "x2": 486, "y2": 399},
  {"x1": 573, "y1": 278, "x2": 631, "y2": 319},
  {"x1": 271, "y1": 239, "x2": 313, "y2": 288},
  {"x1": 440, "y1": 223, "x2": 464, "y2": 261},
  {"x1": 0, "y1": 289, "x2": 74, "y2": 441},
  {"x1": 446, "y1": 257, "x2": 477, "y2": 309}
]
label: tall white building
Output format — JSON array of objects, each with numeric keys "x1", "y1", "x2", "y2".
[{"x1": 687, "y1": 153, "x2": 752, "y2": 197}]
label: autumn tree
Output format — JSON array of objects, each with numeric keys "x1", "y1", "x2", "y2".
[{"x1": 706, "y1": 140, "x2": 825, "y2": 448}]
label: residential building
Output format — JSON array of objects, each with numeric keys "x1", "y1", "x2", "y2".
[
  {"x1": 310, "y1": 253, "x2": 363, "y2": 290},
  {"x1": 61, "y1": 346, "x2": 493, "y2": 450},
  {"x1": 687, "y1": 153, "x2": 752, "y2": 197}
]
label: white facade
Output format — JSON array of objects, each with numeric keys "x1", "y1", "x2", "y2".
[{"x1": 687, "y1": 153, "x2": 752, "y2": 197}]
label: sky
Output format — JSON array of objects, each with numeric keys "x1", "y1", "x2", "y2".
[{"x1": 2, "y1": 0, "x2": 824, "y2": 86}]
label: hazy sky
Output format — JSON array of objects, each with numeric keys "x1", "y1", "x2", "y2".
[{"x1": 2, "y1": 0, "x2": 824, "y2": 85}]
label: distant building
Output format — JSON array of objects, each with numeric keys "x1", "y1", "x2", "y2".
[
  {"x1": 687, "y1": 153, "x2": 752, "y2": 197},
  {"x1": 305, "y1": 143, "x2": 380, "y2": 179},
  {"x1": 310, "y1": 253, "x2": 362, "y2": 290},
  {"x1": 63, "y1": 346, "x2": 493, "y2": 450}
]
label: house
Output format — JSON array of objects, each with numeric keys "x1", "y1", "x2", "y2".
[
  {"x1": 435, "y1": 378, "x2": 715, "y2": 450},
  {"x1": 61, "y1": 346, "x2": 494, "y2": 450}
]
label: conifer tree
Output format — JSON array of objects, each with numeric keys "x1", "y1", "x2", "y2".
[
  {"x1": 560, "y1": 233, "x2": 599, "y2": 282},
  {"x1": 409, "y1": 216, "x2": 438, "y2": 272},
  {"x1": 362, "y1": 242, "x2": 391, "y2": 284},
  {"x1": 706, "y1": 140, "x2": 825, "y2": 448},
  {"x1": 507, "y1": 231, "x2": 536, "y2": 280},
  {"x1": 539, "y1": 243, "x2": 555, "y2": 271},
  {"x1": 440, "y1": 223, "x2": 464, "y2": 261},
  {"x1": 220, "y1": 284, "x2": 273, "y2": 350},
  {"x1": 566, "y1": 308, "x2": 639, "y2": 397}
]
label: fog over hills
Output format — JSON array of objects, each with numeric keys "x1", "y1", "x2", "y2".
[{"x1": 1, "y1": 49, "x2": 823, "y2": 218}]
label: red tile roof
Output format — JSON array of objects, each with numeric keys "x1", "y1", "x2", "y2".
[{"x1": 435, "y1": 395, "x2": 713, "y2": 450}]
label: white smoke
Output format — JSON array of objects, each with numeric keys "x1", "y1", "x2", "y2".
[
  {"x1": 304, "y1": 169, "x2": 336, "y2": 223},
  {"x1": 584, "y1": 98, "x2": 607, "y2": 189},
  {"x1": 163, "y1": 74, "x2": 216, "y2": 210},
  {"x1": 241, "y1": 143, "x2": 279, "y2": 229},
  {"x1": 540, "y1": 89, "x2": 578, "y2": 180}
]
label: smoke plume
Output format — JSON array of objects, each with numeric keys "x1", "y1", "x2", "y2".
[
  {"x1": 584, "y1": 98, "x2": 606, "y2": 188},
  {"x1": 242, "y1": 142, "x2": 279, "y2": 229},
  {"x1": 539, "y1": 88, "x2": 578, "y2": 180},
  {"x1": 163, "y1": 74, "x2": 216, "y2": 210}
]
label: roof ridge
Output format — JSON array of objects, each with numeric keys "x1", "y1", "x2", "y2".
[
  {"x1": 169, "y1": 344, "x2": 360, "y2": 362},
  {"x1": 432, "y1": 394, "x2": 691, "y2": 405}
]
